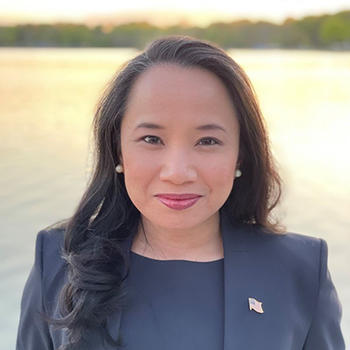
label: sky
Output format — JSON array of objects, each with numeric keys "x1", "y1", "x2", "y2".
[{"x1": 0, "y1": 0, "x2": 349, "y2": 27}]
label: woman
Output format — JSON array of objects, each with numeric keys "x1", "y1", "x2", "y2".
[{"x1": 16, "y1": 35, "x2": 345, "y2": 350}]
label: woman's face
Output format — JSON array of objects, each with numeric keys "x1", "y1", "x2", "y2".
[{"x1": 120, "y1": 63, "x2": 240, "y2": 231}]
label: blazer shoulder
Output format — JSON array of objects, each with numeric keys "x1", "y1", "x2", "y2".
[
  {"x1": 252, "y1": 225, "x2": 323, "y2": 255},
  {"x1": 35, "y1": 226, "x2": 67, "y2": 309},
  {"x1": 246, "y1": 225, "x2": 326, "y2": 279},
  {"x1": 36, "y1": 226, "x2": 66, "y2": 266}
]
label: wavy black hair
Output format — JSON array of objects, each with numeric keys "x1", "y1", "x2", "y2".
[{"x1": 46, "y1": 35, "x2": 285, "y2": 348}]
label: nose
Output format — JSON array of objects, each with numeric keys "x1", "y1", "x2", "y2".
[{"x1": 159, "y1": 148, "x2": 197, "y2": 184}]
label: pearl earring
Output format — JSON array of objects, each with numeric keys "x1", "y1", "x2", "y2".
[
  {"x1": 235, "y1": 169, "x2": 242, "y2": 178},
  {"x1": 115, "y1": 164, "x2": 124, "y2": 173}
]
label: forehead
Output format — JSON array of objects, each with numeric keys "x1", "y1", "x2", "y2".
[{"x1": 123, "y1": 63, "x2": 238, "y2": 130}]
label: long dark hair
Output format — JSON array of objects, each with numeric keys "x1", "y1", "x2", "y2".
[{"x1": 46, "y1": 35, "x2": 284, "y2": 348}]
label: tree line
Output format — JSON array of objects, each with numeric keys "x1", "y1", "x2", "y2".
[{"x1": 0, "y1": 10, "x2": 349, "y2": 49}]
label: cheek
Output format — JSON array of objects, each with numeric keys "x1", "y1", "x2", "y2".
[
  {"x1": 204, "y1": 158, "x2": 236, "y2": 192},
  {"x1": 122, "y1": 150, "x2": 156, "y2": 200}
]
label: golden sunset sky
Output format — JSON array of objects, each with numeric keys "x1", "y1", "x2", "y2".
[{"x1": 0, "y1": 0, "x2": 349, "y2": 27}]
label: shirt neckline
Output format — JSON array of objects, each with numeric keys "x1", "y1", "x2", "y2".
[{"x1": 130, "y1": 250, "x2": 224, "y2": 264}]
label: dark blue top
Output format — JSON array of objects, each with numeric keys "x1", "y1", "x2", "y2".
[
  {"x1": 16, "y1": 210, "x2": 345, "y2": 349},
  {"x1": 119, "y1": 251, "x2": 224, "y2": 350}
]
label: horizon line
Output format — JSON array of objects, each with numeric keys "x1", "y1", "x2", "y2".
[{"x1": 1, "y1": 7, "x2": 349, "y2": 28}]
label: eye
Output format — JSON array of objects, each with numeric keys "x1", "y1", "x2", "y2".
[
  {"x1": 141, "y1": 135, "x2": 162, "y2": 144},
  {"x1": 198, "y1": 137, "x2": 221, "y2": 146}
]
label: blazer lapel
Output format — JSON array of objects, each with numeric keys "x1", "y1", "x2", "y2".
[
  {"x1": 104, "y1": 227, "x2": 138, "y2": 348},
  {"x1": 220, "y1": 210, "x2": 278, "y2": 349},
  {"x1": 220, "y1": 213, "x2": 290, "y2": 350},
  {"x1": 221, "y1": 210, "x2": 254, "y2": 349}
]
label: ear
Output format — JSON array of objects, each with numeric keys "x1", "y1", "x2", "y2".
[
  {"x1": 117, "y1": 150, "x2": 123, "y2": 165},
  {"x1": 236, "y1": 153, "x2": 243, "y2": 169}
]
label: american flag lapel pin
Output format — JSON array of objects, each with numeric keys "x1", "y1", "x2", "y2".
[{"x1": 248, "y1": 297, "x2": 264, "y2": 314}]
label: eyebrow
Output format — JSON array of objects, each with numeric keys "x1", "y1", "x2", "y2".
[{"x1": 134, "y1": 122, "x2": 227, "y2": 133}]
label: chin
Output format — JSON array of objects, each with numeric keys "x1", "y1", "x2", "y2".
[{"x1": 146, "y1": 210, "x2": 215, "y2": 230}]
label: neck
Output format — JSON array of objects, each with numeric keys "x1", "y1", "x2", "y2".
[{"x1": 130, "y1": 212, "x2": 223, "y2": 261}]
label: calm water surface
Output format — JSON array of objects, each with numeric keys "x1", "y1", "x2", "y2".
[{"x1": 0, "y1": 48, "x2": 349, "y2": 349}]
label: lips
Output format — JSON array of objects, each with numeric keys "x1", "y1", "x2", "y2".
[
  {"x1": 155, "y1": 193, "x2": 202, "y2": 210},
  {"x1": 155, "y1": 193, "x2": 201, "y2": 200}
]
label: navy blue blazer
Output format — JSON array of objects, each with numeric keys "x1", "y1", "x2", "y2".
[{"x1": 16, "y1": 211, "x2": 345, "y2": 349}]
